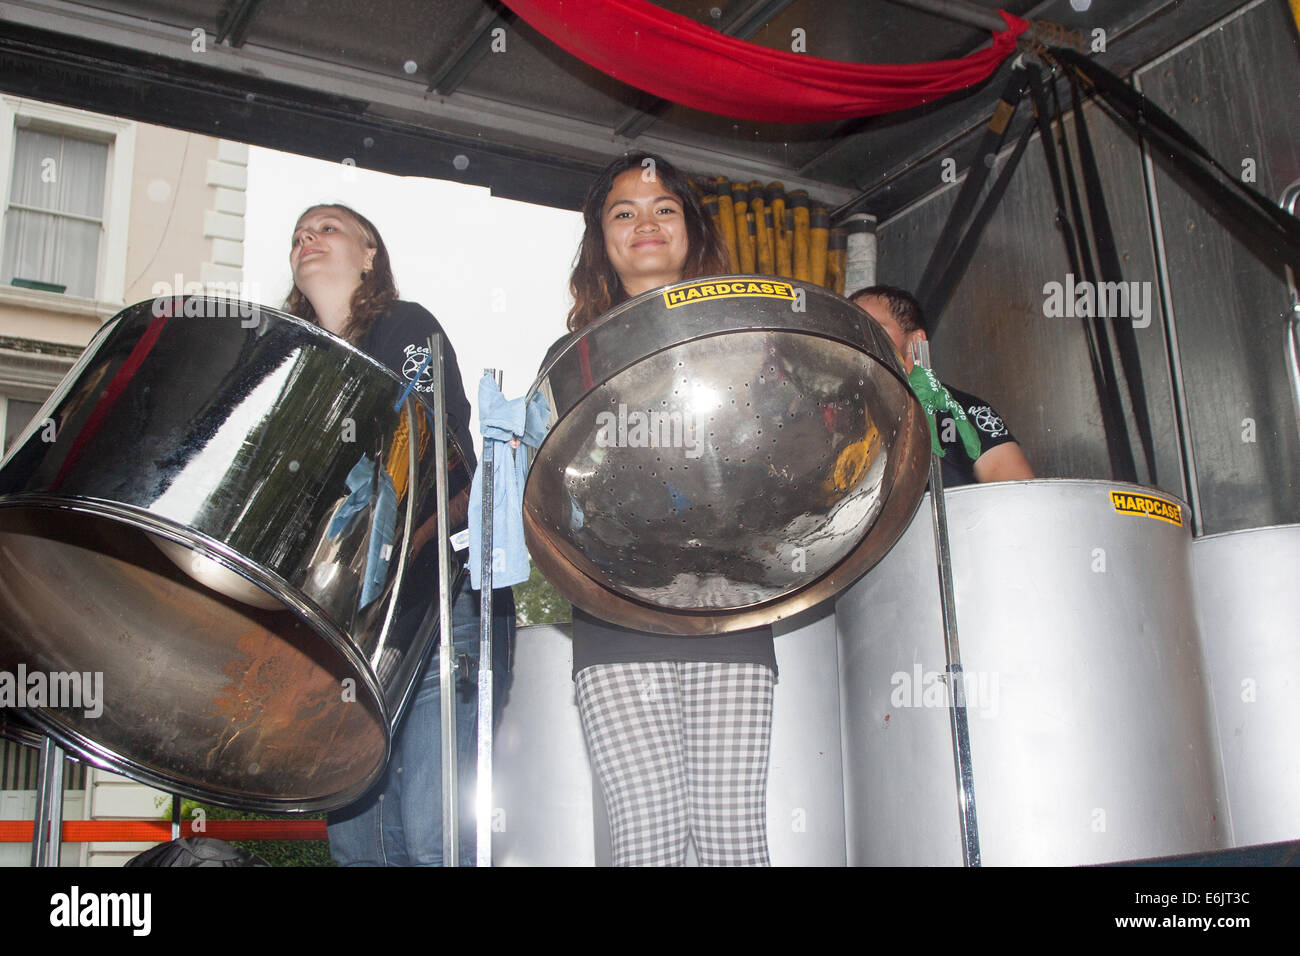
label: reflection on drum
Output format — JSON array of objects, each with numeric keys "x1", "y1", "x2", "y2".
[
  {"x1": 0, "y1": 297, "x2": 469, "y2": 812},
  {"x1": 523, "y1": 275, "x2": 930, "y2": 635}
]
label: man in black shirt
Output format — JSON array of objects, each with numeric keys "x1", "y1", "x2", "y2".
[{"x1": 851, "y1": 285, "x2": 1034, "y2": 486}]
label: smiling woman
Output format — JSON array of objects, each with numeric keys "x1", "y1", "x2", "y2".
[
  {"x1": 566, "y1": 153, "x2": 728, "y2": 331},
  {"x1": 600, "y1": 172, "x2": 689, "y2": 297},
  {"x1": 540, "y1": 152, "x2": 777, "y2": 867}
]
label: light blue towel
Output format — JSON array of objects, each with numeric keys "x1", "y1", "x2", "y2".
[
  {"x1": 327, "y1": 454, "x2": 397, "y2": 608},
  {"x1": 469, "y1": 373, "x2": 550, "y2": 589}
]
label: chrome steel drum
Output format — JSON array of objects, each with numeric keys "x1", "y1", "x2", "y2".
[
  {"x1": 524, "y1": 276, "x2": 929, "y2": 634},
  {"x1": 1192, "y1": 525, "x2": 1300, "y2": 848},
  {"x1": 0, "y1": 297, "x2": 468, "y2": 811},
  {"x1": 837, "y1": 480, "x2": 1227, "y2": 865}
]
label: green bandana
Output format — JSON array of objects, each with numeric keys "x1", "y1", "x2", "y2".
[{"x1": 907, "y1": 365, "x2": 982, "y2": 462}]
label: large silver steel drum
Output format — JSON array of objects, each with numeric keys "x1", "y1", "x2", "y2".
[
  {"x1": 837, "y1": 480, "x2": 1227, "y2": 865},
  {"x1": 524, "y1": 276, "x2": 929, "y2": 634},
  {"x1": 0, "y1": 297, "x2": 468, "y2": 811},
  {"x1": 493, "y1": 616, "x2": 846, "y2": 865},
  {"x1": 1192, "y1": 525, "x2": 1300, "y2": 848}
]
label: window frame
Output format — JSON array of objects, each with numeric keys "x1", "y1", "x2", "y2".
[{"x1": 0, "y1": 97, "x2": 135, "y2": 310}]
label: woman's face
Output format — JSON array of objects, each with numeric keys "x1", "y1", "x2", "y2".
[
  {"x1": 601, "y1": 168, "x2": 689, "y2": 298},
  {"x1": 289, "y1": 207, "x2": 376, "y2": 288}
]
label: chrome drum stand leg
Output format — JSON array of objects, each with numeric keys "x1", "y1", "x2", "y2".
[
  {"x1": 913, "y1": 340, "x2": 981, "y2": 867},
  {"x1": 31, "y1": 736, "x2": 65, "y2": 867}
]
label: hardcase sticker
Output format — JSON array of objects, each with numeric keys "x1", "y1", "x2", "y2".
[
  {"x1": 1109, "y1": 490, "x2": 1183, "y2": 527},
  {"x1": 664, "y1": 279, "x2": 796, "y2": 308}
]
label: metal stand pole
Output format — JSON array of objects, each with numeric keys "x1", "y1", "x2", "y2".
[
  {"x1": 31, "y1": 737, "x2": 64, "y2": 867},
  {"x1": 1281, "y1": 182, "x2": 1300, "y2": 445},
  {"x1": 429, "y1": 334, "x2": 459, "y2": 867},
  {"x1": 913, "y1": 340, "x2": 981, "y2": 867},
  {"x1": 475, "y1": 369, "x2": 503, "y2": 867}
]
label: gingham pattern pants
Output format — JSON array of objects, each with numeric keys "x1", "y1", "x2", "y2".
[{"x1": 575, "y1": 661, "x2": 774, "y2": 867}]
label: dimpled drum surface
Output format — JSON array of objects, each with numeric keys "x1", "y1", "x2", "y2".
[{"x1": 524, "y1": 276, "x2": 929, "y2": 634}]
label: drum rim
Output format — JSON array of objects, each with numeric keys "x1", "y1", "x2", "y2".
[
  {"x1": 523, "y1": 277, "x2": 931, "y2": 634},
  {"x1": 0, "y1": 494, "x2": 393, "y2": 811}
]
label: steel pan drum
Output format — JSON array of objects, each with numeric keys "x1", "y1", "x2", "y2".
[
  {"x1": 524, "y1": 276, "x2": 929, "y2": 634},
  {"x1": 0, "y1": 297, "x2": 467, "y2": 811},
  {"x1": 836, "y1": 480, "x2": 1227, "y2": 865}
]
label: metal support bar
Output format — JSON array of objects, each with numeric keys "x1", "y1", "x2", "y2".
[
  {"x1": 31, "y1": 736, "x2": 64, "y2": 867},
  {"x1": 215, "y1": 0, "x2": 264, "y2": 48},
  {"x1": 428, "y1": 5, "x2": 511, "y2": 95},
  {"x1": 1131, "y1": 68, "x2": 1201, "y2": 531},
  {"x1": 913, "y1": 339, "x2": 980, "y2": 867},
  {"x1": 883, "y1": 0, "x2": 1088, "y2": 52},
  {"x1": 1281, "y1": 180, "x2": 1300, "y2": 447},
  {"x1": 475, "y1": 368, "x2": 503, "y2": 867},
  {"x1": 429, "y1": 334, "x2": 459, "y2": 867}
]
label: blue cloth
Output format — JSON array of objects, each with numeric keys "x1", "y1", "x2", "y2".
[
  {"x1": 326, "y1": 577, "x2": 515, "y2": 866},
  {"x1": 468, "y1": 374, "x2": 550, "y2": 589},
  {"x1": 326, "y1": 455, "x2": 397, "y2": 609}
]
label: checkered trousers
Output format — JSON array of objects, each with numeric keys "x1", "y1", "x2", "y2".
[{"x1": 575, "y1": 661, "x2": 774, "y2": 867}]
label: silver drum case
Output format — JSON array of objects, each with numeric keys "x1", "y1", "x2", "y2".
[
  {"x1": 0, "y1": 297, "x2": 468, "y2": 811},
  {"x1": 493, "y1": 617, "x2": 847, "y2": 866},
  {"x1": 524, "y1": 276, "x2": 930, "y2": 634},
  {"x1": 1191, "y1": 525, "x2": 1300, "y2": 848},
  {"x1": 836, "y1": 480, "x2": 1228, "y2": 865}
]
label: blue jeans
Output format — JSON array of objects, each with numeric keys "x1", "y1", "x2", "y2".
[{"x1": 327, "y1": 579, "x2": 513, "y2": 866}]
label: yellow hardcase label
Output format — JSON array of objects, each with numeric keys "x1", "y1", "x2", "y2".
[
  {"x1": 1109, "y1": 490, "x2": 1184, "y2": 527},
  {"x1": 663, "y1": 279, "x2": 796, "y2": 308}
]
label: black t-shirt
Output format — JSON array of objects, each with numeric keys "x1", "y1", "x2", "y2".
[
  {"x1": 934, "y1": 383, "x2": 1019, "y2": 488},
  {"x1": 358, "y1": 302, "x2": 515, "y2": 618},
  {"x1": 359, "y1": 300, "x2": 475, "y2": 479},
  {"x1": 538, "y1": 330, "x2": 776, "y2": 677}
]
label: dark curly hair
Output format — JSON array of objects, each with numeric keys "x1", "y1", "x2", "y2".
[
  {"x1": 567, "y1": 152, "x2": 729, "y2": 331},
  {"x1": 283, "y1": 203, "x2": 398, "y2": 343}
]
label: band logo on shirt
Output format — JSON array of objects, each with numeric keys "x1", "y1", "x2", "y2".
[
  {"x1": 401, "y1": 344, "x2": 435, "y2": 392},
  {"x1": 1109, "y1": 491, "x2": 1184, "y2": 527},
  {"x1": 663, "y1": 280, "x2": 796, "y2": 309},
  {"x1": 968, "y1": 405, "x2": 1008, "y2": 438}
]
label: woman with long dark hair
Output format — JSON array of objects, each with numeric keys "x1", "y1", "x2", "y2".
[
  {"x1": 285, "y1": 203, "x2": 512, "y2": 865},
  {"x1": 546, "y1": 154, "x2": 777, "y2": 866}
]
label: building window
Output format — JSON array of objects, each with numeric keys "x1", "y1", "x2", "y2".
[
  {"x1": 1, "y1": 128, "x2": 109, "y2": 299},
  {"x1": 2, "y1": 394, "x2": 43, "y2": 453},
  {"x1": 0, "y1": 99, "x2": 135, "y2": 307}
]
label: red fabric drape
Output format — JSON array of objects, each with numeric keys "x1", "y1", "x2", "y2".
[{"x1": 500, "y1": 0, "x2": 1029, "y2": 123}]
